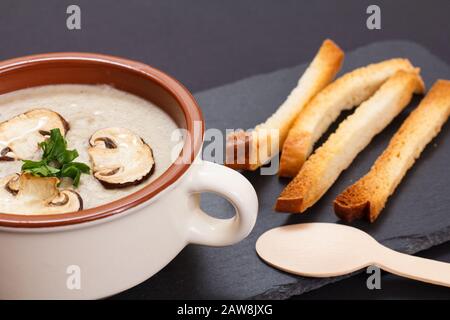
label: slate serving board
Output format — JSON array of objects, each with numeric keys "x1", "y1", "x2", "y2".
[{"x1": 114, "y1": 41, "x2": 450, "y2": 299}]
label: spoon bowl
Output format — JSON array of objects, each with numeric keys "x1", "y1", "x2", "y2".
[{"x1": 256, "y1": 223, "x2": 378, "y2": 277}]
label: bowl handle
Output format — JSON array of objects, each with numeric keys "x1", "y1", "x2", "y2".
[{"x1": 184, "y1": 160, "x2": 258, "y2": 246}]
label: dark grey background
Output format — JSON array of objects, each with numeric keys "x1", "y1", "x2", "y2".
[{"x1": 1, "y1": 0, "x2": 449, "y2": 299}]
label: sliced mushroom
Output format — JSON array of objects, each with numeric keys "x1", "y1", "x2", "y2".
[
  {"x1": 5, "y1": 173, "x2": 20, "y2": 195},
  {"x1": 0, "y1": 173, "x2": 82, "y2": 215},
  {"x1": 88, "y1": 127, "x2": 155, "y2": 188},
  {"x1": 0, "y1": 109, "x2": 70, "y2": 161}
]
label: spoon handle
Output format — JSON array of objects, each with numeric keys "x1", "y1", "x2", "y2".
[{"x1": 376, "y1": 246, "x2": 450, "y2": 287}]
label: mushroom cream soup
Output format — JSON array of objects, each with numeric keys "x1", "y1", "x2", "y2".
[{"x1": 0, "y1": 84, "x2": 180, "y2": 214}]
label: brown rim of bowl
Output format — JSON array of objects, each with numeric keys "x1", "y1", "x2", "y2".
[{"x1": 0, "y1": 52, "x2": 204, "y2": 228}]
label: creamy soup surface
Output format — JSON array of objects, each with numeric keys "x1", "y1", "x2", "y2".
[{"x1": 0, "y1": 84, "x2": 180, "y2": 211}]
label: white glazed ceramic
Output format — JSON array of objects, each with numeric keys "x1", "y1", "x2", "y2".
[{"x1": 0, "y1": 53, "x2": 258, "y2": 299}]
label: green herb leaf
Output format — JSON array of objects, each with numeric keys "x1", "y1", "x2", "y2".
[
  {"x1": 56, "y1": 149, "x2": 79, "y2": 166},
  {"x1": 23, "y1": 162, "x2": 60, "y2": 177},
  {"x1": 21, "y1": 128, "x2": 90, "y2": 187},
  {"x1": 22, "y1": 159, "x2": 46, "y2": 170},
  {"x1": 60, "y1": 162, "x2": 91, "y2": 187}
]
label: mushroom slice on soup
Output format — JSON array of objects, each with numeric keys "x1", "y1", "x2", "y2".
[
  {"x1": 0, "y1": 109, "x2": 70, "y2": 161},
  {"x1": 88, "y1": 127, "x2": 155, "y2": 188},
  {"x1": 0, "y1": 173, "x2": 82, "y2": 215}
]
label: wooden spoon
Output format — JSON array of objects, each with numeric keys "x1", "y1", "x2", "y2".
[{"x1": 256, "y1": 223, "x2": 450, "y2": 287}]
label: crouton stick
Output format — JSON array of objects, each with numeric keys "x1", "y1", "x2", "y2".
[
  {"x1": 276, "y1": 70, "x2": 425, "y2": 213},
  {"x1": 226, "y1": 39, "x2": 344, "y2": 170},
  {"x1": 279, "y1": 58, "x2": 417, "y2": 177},
  {"x1": 335, "y1": 80, "x2": 450, "y2": 223}
]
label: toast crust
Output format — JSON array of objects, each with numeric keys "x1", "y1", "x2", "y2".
[
  {"x1": 334, "y1": 80, "x2": 450, "y2": 222},
  {"x1": 225, "y1": 130, "x2": 258, "y2": 170},
  {"x1": 276, "y1": 70, "x2": 425, "y2": 213},
  {"x1": 279, "y1": 58, "x2": 417, "y2": 177},
  {"x1": 226, "y1": 39, "x2": 344, "y2": 170}
]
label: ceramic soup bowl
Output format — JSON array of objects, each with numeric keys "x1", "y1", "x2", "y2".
[{"x1": 0, "y1": 53, "x2": 258, "y2": 299}]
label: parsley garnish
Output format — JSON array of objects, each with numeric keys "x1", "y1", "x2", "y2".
[{"x1": 21, "y1": 128, "x2": 90, "y2": 187}]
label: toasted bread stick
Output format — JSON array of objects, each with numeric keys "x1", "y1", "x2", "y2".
[
  {"x1": 334, "y1": 80, "x2": 450, "y2": 223},
  {"x1": 226, "y1": 39, "x2": 344, "y2": 170},
  {"x1": 279, "y1": 58, "x2": 417, "y2": 177},
  {"x1": 275, "y1": 70, "x2": 425, "y2": 213}
]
